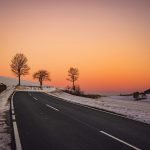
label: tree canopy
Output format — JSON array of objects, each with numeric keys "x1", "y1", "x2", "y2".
[
  {"x1": 33, "y1": 70, "x2": 50, "y2": 88},
  {"x1": 10, "y1": 53, "x2": 30, "y2": 85},
  {"x1": 67, "y1": 67, "x2": 79, "y2": 90}
]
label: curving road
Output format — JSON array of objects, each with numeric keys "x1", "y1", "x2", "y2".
[{"x1": 13, "y1": 91, "x2": 150, "y2": 150}]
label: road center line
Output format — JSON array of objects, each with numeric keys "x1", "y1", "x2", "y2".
[
  {"x1": 43, "y1": 93, "x2": 143, "y2": 149},
  {"x1": 46, "y1": 93, "x2": 125, "y2": 118},
  {"x1": 33, "y1": 97, "x2": 38, "y2": 101},
  {"x1": 46, "y1": 104, "x2": 59, "y2": 111},
  {"x1": 100, "y1": 131, "x2": 141, "y2": 150}
]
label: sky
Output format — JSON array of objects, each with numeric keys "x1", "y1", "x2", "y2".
[{"x1": 0, "y1": 0, "x2": 150, "y2": 93}]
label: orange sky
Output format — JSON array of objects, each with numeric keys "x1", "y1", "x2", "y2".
[{"x1": 0, "y1": 0, "x2": 150, "y2": 93}]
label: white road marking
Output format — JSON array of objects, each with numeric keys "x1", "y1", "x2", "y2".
[
  {"x1": 84, "y1": 105, "x2": 124, "y2": 118},
  {"x1": 43, "y1": 93, "x2": 143, "y2": 150},
  {"x1": 33, "y1": 97, "x2": 38, "y2": 101},
  {"x1": 100, "y1": 131, "x2": 141, "y2": 150},
  {"x1": 46, "y1": 93, "x2": 126, "y2": 118},
  {"x1": 12, "y1": 109, "x2": 15, "y2": 114},
  {"x1": 13, "y1": 121, "x2": 22, "y2": 150},
  {"x1": 11, "y1": 92, "x2": 22, "y2": 150},
  {"x1": 28, "y1": 92, "x2": 31, "y2": 96},
  {"x1": 46, "y1": 104, "x2": 59, "y2": 111},
  {"x1": 12, "y1": 115, "x2": 16, "y2": 120}
]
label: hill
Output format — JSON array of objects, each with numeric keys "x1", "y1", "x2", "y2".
[
  {"x1": 144, "y1": 89, "x2": 150, "y2": 94},
  {"x1": 0, "y1": 76, "x2": 39, "y2": 87}
]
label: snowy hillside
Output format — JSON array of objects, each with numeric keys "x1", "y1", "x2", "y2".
[
  {"x1": 0, "y1": 76, "x2": 38, "y2": 87},
  {"x1": 0, "y1": 88, "x2": 14, "y2": 150}
]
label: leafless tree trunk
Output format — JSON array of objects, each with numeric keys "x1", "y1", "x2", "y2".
[
  {"x1": 10, "y1": 53, "x2": 30, "y2": 86},
  {"x1": 19, "y1": 75, "x2": 21, "y2": 86},
  {"x1": 67, "y1": 67, "x2": 79, "y2": 91},
  {"x1": 33, "y1": 70, "x2": 51, "y2": 89}
]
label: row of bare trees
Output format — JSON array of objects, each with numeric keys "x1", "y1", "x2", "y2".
[{"x1": 10, "y1": 53, "x2": 79, "y2": 90}]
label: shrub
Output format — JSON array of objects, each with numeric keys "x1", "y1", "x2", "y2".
[
  {"x1": 64, "y1": 86, "x2": 101, "y2": 99},
  {"x1": 133, "y1": 92, "x2": 140, "y2": 100},
  {"x1": 0, "y1": 83, "x2": 7, "y2": 93}
]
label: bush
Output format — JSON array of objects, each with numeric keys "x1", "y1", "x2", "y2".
[
  {"x1": 0, "y1": 83, "x2": 7, "y2": 93},
  {"x1": 133, "y1": 92, "x2": 140, "y2": 100},
  {"x1": 64, "y1": 86, "x2": 101, "y2": 99},
  {"x1": 144, "y1": 89, "x2": 150, "y2": 94}
]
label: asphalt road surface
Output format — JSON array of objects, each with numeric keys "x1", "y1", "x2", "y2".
[{"x1": 13, "y1": 91, "x2": 150, "y2": 150}]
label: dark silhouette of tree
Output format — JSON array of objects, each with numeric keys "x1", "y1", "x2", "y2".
[
  {"x1": 133, "y1": 92, "x2": 140, "y2": 100},
  {"x1": 0, "y1": 83, "x2": 7, "y2": 93},
  {"x1": 10, "y1": 53, "x2": 30, "y2": 86},
  {"x1": 144, "y1": 89, "x2": 150, "y2": 94},
  {"x1": 33, "y1": 70, "x2": 50, "y2": 89},
  {"x1": 67, "y1": 67, "x2": 79, "y2": 91}
]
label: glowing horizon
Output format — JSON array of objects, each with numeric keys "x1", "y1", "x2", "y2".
[{"x1": 0, "y1": 0, "x2": 150, "y2": 93}]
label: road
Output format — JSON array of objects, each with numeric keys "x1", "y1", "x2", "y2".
[{"x1": 13, "y1": 91, "x2": 150, "y2": 150}]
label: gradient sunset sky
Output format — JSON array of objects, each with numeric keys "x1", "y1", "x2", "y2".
[{"x1": 0, "y1": 0, "x2": 150, "y2": 93}]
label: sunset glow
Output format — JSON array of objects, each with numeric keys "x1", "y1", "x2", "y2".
[{"x1": 0, "y1": 0, "x2": 150, "y2": 93}]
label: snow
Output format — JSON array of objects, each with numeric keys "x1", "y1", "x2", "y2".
[
  {"x1": 16, "y1": 86, "x2": 56, "y2": 92},
  {"x1": 48, "y1": 91, "x2": 150, "y2": 124},
  {"x1": 0, "y1": 87, "x2": 14, "y2": 150},
  {"x1": 0, "y1": 76, "x2": 39, "y2": 87},
  {"x1": 0, "y1": 76, "x2": 55, "y2": 92}
]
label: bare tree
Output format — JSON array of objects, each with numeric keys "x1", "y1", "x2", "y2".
[
  {"x1": 10, "y1": 53, "x2": 30, "y2": 86},
  {"x1": 67, "y1": 67, "x2": 79, "y2": 90},
  {"x1": 33, "y1": 70, "x2": 51, "y2": 89}
]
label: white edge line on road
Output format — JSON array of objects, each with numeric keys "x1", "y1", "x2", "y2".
[
  {"x1": 12, "y1": 115, "x2": 16, "y2": 120},
  {"x1": 28, "y1": 92, "x2": 31, "y2": 96},
  {"x1": 84, "y1": 105, "x2": 124, "y2": 118},
  {"x1": 11, "y1": 92, "x2": 22, "y2": 150},
  {"x1": 100, "y1": 131, "x2": 141, "y2": 150},
  {"x1": 12, "y1": 109, "x2": 15, "y2": 114},
  {"x1": 46, "y1": 104, "x2": 59, "y2": 111}
]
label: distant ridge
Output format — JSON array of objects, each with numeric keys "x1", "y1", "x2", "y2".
[
  {"x1": 144, "y1": 89, "x2": 150, "y2": 94},
  {"x1": 0, "y1": 76, "x2": 39, "y2": 87}
]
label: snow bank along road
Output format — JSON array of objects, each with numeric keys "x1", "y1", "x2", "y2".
[{"x1": 12, "y1": 91, "x2": 150, "y2": 150}]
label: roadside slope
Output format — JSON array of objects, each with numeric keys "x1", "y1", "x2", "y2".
[{"x1": 0, "y1": 88, "x2": 14, "y2": 150}]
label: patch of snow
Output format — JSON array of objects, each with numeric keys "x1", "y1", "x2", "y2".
[
  {"x1": 42, "y1": 87, "x2": 56, "y2": 92},
  {"x1": 0, "y1": 87, "x2": 14, "y2": 150},
  {"x1": 0, "y1": 76, "x2": 38, "y2": 87},
  {"x1": 16, "y1": 86, "x2": 56, "y2": 92},
  {"x1": 48, "y1": 91, "x2": 150, "y2": 124}
]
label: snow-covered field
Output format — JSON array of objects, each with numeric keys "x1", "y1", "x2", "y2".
[
  {"x1": 0, "y1": 88, "x2": 14, "y2": 150},
  {"x1": 0, "y1": 76, "x2": 39, "y2": 87},
  {"x1": 49, "y1": 91, "x2": 150, "y2": 124},
  {"x1": 0, "y1": 76, "x2": 55, "y2": 92}
]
